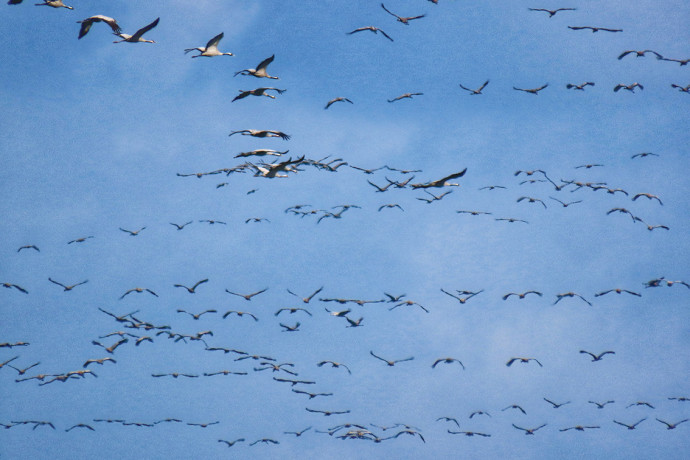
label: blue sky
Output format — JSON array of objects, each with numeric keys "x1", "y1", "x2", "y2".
[{"x1": 1, "y1": 0, "x2": 689, "y2": 458}]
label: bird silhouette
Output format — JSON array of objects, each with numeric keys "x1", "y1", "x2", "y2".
[
  {"x1": 77, "y1": 15, "x2": 121, "y2": 39},
  {"x1": 226, "y1": 288, "x2": 268, "y2": 301},
  {"x1": 346, "y1": 26, "x2": 394, "y2": 41},
  {"x1": 119, "y1": 227, "x2": 146, "y2": 236},
  {"x1": 544, "y1": 398, "x2": 570, "y2": 408},
  {"x1": 506, "y1": 357, "x2": 542, "y2": 367},
  {"x1": 370, "y1": 350, "x2": 414, "y2": 366},
  {"x1": 388, "y1": 92, "x2": 423, "y2": 103},
  {"x1": 381, "y1": 3, "x2": 426, "y2": 24},
  {"x1": 174, "y1": 279, "x2": 208, "y2": 293},
  {"x1": 458, "y1": 80, "x2": 490, "y2": 95},
  {"x1": 432, "y1": 358, "x2": 465, "y2": 369},
  {"x1": 48, "y1": 278, "x2": 88, "y2": 291},
  {"x1": 528, "y1": 8, "x2": 576, "y2": 17},
  {"x1": 2, "y1": 283, "x2": 28, "y2": 294},
  {"x1": 655, "y1": 418, "x2": 688, "y2": 430},
  {"x1": 513, "y1": 84, "x2": 549, "y2": 95},
  {"x1": 513, "y1": 423, "x2": 547, "y2": 434},
  {"x1": 232, "y1": 87, "x2": 285, "y2": 102},
  {"x1": 613, "y1": 418, "x2": 647, "y2": 430},
  {"x1": 325, "y1": 97, "x2": 353, "y2": 109},
  {"x1": 568, "y1": 26, "x2": 622, "y2": 33}
]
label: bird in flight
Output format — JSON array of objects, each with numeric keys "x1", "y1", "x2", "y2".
[
  {"x1": 513, "y1": 84, "x2": 549, "y2": 95},
  {"x1": 120, "y1": 287, "x2": 158, "y2": 299},
  {"x1": 113, "y1": 17, "x2": 160, "y2": 43},
  {"x1": 77, "y1": 15, "x2": 121, "y2": 39},
  {"x1": 229, "y1": 129, "x2": 290, "y2": 140},
  {"x1": 83, "y1": 357, "x2": 116, "y2": 368},
  {"x1": 656, "y1": 418, "x2": 688, "y2": 430},
  {"x1": 232, "y1": 87, "x2": 286, "y2": 102},
  {"x1": 68, "y1": 236, "x2": 94, "y2": 244},
  {"x1": 169, "y1": 221, "x2": 193, "y2": 230},
  {"x1": 225, "y1": 287, "x2": 268, "y2": 301},
  {"x1": 235, "y1": 55, "x2": 279, "y2": 79},
  {"x1": 185, "y1": 32, "x2": 233, "y2": 57},
  {"x1": 517, "y1": 196, "x2": 547, "y2": 208},
  {"x1": 388, "y1": 92, "x2": 423, "y2": 103},
  {"x1": 566, "y1": 82, "x2": 595, "y2": 91},
  {"x1": 432, "y1": 357, "x2": 465, "y2": 369},
  {"x1": 512, "y1": 423, "x2": 547, "y2": 435},
  {"x1": 35, "y1": 0, "x2": 72, "y2": 9},
  {"x1": 287, "y1": 286, "x2": 323, "y2": 304},
  {"x1": 370, "y1": 350, "x2": 414, "y2": 366},
  {"x1": 503, "y1": 291, "x2": 542, "y2": 300},
  {"x1": 550, "y1": 197, "x2": 582, "y2": 207},
  {"x1": 381, "y1": 3, "x2": 426, "y2": 25},
  {"x1": 305, "y1": 408, "x2": 351, "y2": 416},
  {"x1": 589, "y1": 400, "x2": 615, "y2": 409},
  {"x1": 346, "y1": 26, "x2": 394, "y2": 42},
  {"x1": 174, "y1": 279, "x2": 208, "y2": 294},
  {"x1": 458, "y1": 80, "x2": 490, "y2": 95},
  {"x1": 48, "y1": 278, "x2": 88, "y2": 291},
  {"x1": 613, "y1": 418, "x2": 647, "y2": 430},
  {"x1": 631, "y1": 152, "x2": 658, "y2": 159},
  {"x1": 568, "y1": 26, "x2": 622, "y2": 33},
  {"x1": 317, "y1": 361, "x2": 352, "y2": 374},
  {"x1": 411, "y1": 168, "x2": 467, "y2": 189},
  {"x1": 554, "y1": 292, "x2": 592, "y2": 306},
  {"x1": 595, "y1": 288, "x2": 641, "y2": 297},
  {"x1": 447, "y1": 430, "x2": 491, "y2": 437},
  {"x1": 222, "y1": 310, "x2": 259, "y2": 321},
  {"x1": 506, "y1": 357, "x2": 542, "y2": 367},
  {"x1": 528, "y1": 8, "x2": 576, "y2": 17},
  {"x1": 579, "y1": 350, "x2": 615, "y2": 361},
  {"x1": 119, "y1": 227, "x2": 146, "y2": 236},
  {"x1": 177, "y1": 309, "x2": 217, "y2": 320},
  {"x1": 614, "y1": 83, "x2": 644, "y2": 93},
  {"x1": 292, "y1": 389, "x2": 333, "y2": 399},
  {"x1": 618, "y1": 50, "x2": 662, "y2": 60},
  {"x1": 218, "y1": 438, "x2": 245, "y2": 447},
  {"x1": 324, "y1": 97, "x2": 353, "y2": 109},
  {"x1": 3, "y1": 283, "x2": 28, "y2": 294},
  {"x1": 544, "y1": 398, "x2": 570, "y2": 409},
  {"x1": 632, "y1": 193, "x2": 663, "y2": 205},
  {"x1": 280, "y1": 322, "x2": 301, "y2": 332},
  {"x1": 559, "y1": 425, "x2": 600, "y2": 432},
  {"x1": 17, "y1": 244, "x2": 40, "y2": 252}
]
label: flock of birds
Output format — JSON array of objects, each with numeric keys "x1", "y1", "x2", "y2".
[{"x1": 2, "y1": 0, "x2": 688, "y2": 456}]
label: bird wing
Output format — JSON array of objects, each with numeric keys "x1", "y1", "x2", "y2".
[
  {"x1": 256, "y1": 54, "x2": 275, "y2": 72},
  {"x1": 206, "y1": 32, "x2": 224, "y2": 50},
  {"x1": 131, "y1": 17, "x2": 160, "y2": 41},
  {"x1": 192, "y1": 279, "x2": 209, "y2": 290},
  {"x1": 378, "y1": 29, "x2": 394, "y2": 41}
]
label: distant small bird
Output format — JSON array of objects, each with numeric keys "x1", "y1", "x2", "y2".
[
  {"x1": 199, "y1": 219, "x2": 226, "y2": 225},
  {"x1": 495, "y1": 217, "x2": 529, "y2": 224},
  {"x1": 559, "y1": 425, "x2": 600, "y2": 432},
  {"x1": 613, "y1": 418, "x2": 647, "y2": 430},
  {"x1": 229, "y1": 129, "x2": 290, "y2": 140},
  {"x1": 580, "y1": 350, "x2": 615, "y2": 362},
  {"x1": 528, "y1": 8, "x2": 576, "y2": 17},
  {"x1": 292, "y1": 389, "x2": 333, "y2": 399},
  {"x1": 305, "y1": 408, "x2": 350, "y2": 416},
  {"x1": 656, "y1": 418, "x2": 688, "y2": 430},
  {"x1": 174, "y1": 279, "x2": 208, "y2": 294},
  {"x1": 120, "y1": 287, "x2": 158, "y2": 300},
  {"x1": 618, "y1": 50, "x2": 662, "y2": 60},
  {"x1": 177, "y1": 309, "x2": 217, "y2": 320},
  {"x1": 83, "y1": 357, "x2": 116, "y2": 368},
  {"x1": 512, "y1": 423, "x2": 547, "y2": 435},
  {"x1": 2, "y1": 283, "x2": 28, "y2": 294},
  {"x1": 346, "y1": 26, "x2": 394, "y2": 42},
  {"x1": 589, "y1": 400, "x2": 615, "y2": 409},
  {"x1": 381, "y1": 3, "x2": 426, "y2": 24},
  {"x1": 479, "y1": 185, "x2": 506, "y2": 190},
  {"x1": 544, "y1": 398, "x2": 570, "y2": 409},
  {"x1": 662, "y1": 57, "x2": 690, "y2": 66},
  {"x1": 119, "y1": 227, "x2": 146, "y2": 236},
  {"x1": 91, "y1": 338, "x2": 128, "y2": 354},
  {"x1": 554, "y1": 292, "x2": 592, "y2": 306},
  {"x1": 232, "y1": 87, "x2": 286, "y2": 102},
  {"x1": 513, "y1": 84, "x2": 549, "y2": 95},
  {"x1": 170, "y1": 221, "x2": 193, "y2": 230},
  {"x1": 503, "y1": 291, "x2": 542, "y2": 300},
  {"x1": 631, "y1": 152, "x2": 658, "y2": 159},
  {"x1": 185, "y1": 32, "x2": 233, "y2": 57},
  {"x1": 566, "y1": 82, "x2": 595, "y2": 90},
  {"x1": 280, "y1": 322, "x2": 300, "y2": 332},
  {"x1": 284, "y1": 426, "x2": 312, "y2": 437},
  {"x1": 222, "y1": 310, "x2": 258, "y2": 321},
  {"x1": 113, "y1": 17, "x2": 160, "y2": 43},
  {"x1": 275, "y1": 307, "x2": 312, "y2": 316},
  {"x1": 235, "y1": 55, "x2": 278, "y2": 79},
  {"x1": 632, "y1": 193, "x2": 663, "y2": 205},
  {"x1": 325, "y1": 97, "x2": 353, "y2": 109},
  {"x1": 457, "y1": 210, "x2": 492, "y2": 216},
  {"x1": 447, "y1": 430, "x2": 491, "y2": 437},
  {"x1": 77, "y1": 15, "x2": 121, "y2": 39},
  {"x1": 225, "y1": 288, "x2": 268, "y2": 301},
  {"x1": 506, "y1": 357, "x2": 542, "y2": 367},
  {"x1": 436, "y1": 416, "x2": 460, "y2": 428},
  {"x1": 249, "y1": 438, "x2": 279, "y2": 446},
  {"x1": 187, "y1": 421, "x2": 219, "y2": 428},
  {"x1": 378, "y1": 203, "x2": 404, "y2": 212},
  {"x1": 458, "y1": 80, "x2": 489, "y2": 95},
  {"x1": 517, "y1": 196, "x2": 547, "y2": 208},
  {"x1": 469, "y1": 411, "x2": 492, "y2": 419},
  {"x1": 287, "y1": 286, "x2": 323, "y2": 304},
  {"x1": 48, "y1": 278, "x2": 88, "y2": 291},
  {"x1": 388, "y1": 92, "x2": 423, "y2": 103},
  {"x1": 568, "y1": 26, "x2": 622, "y2": 33},
  {"x1": 65, "y1": 424, "x2": 95, "y2": 432},
  {"x1": 218, "y1": 438, "x2": 245, "y2": 447},
  {"x1": 35, "y1": 0, "x2": 72, "y2": 9},
  {"x1": 432, "y1": 358, "x2": 465, "y2": 369},
  {"x1": 595, "y1": 288, "x2": 640, "y2": 297},
  {"x1": 626, "y1": 401, "x2": 654, "y2": 409},
  {"x1": 17, "y1": 245, "x2": 40, "y2": 252},
  {"x1": 152, "y1": 372, "x2": 199, "y2": 379},
  {"x1": 550, "y1": 197, "x2": 582, "y2": 207},
  {"x1": 317, "y1": 361, "x2": 352, "y2": 374},
  {"x1": 370, "y1": 350, "x2": 414, "y2": 366},
  {"x1": 68, "y1": 236, "x2": 94, "y2": 244},
  {"x1": 614, "y1": 83, "x2": 643, "y2": 93},
  {"x1": 411, "y1": 168, "x2": 467, "y2": 189}
]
